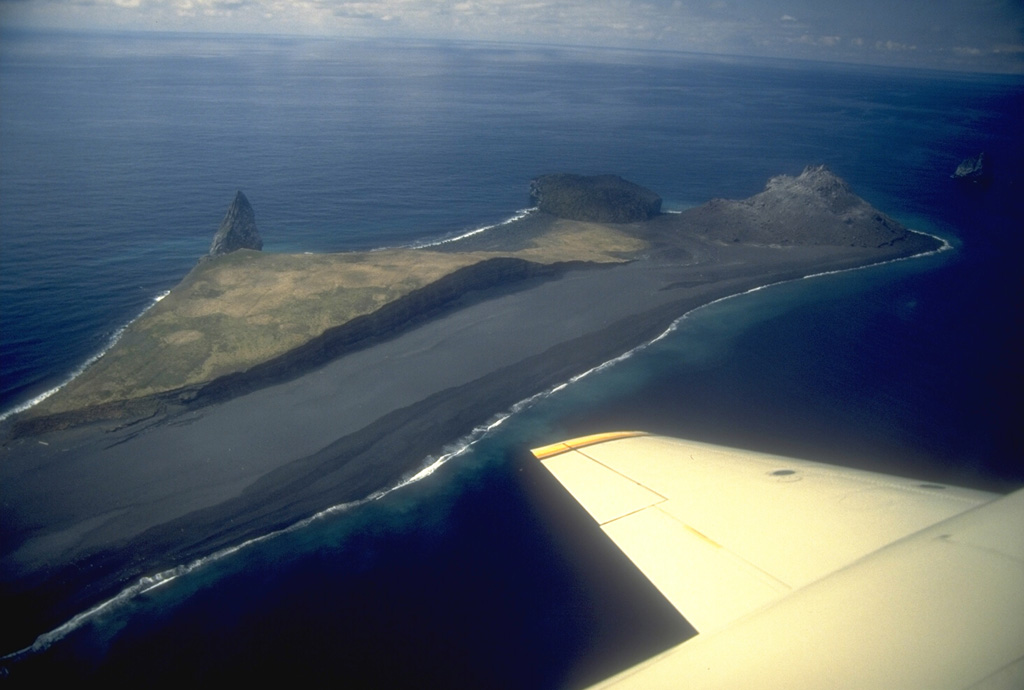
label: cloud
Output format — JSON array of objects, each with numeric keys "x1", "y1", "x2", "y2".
[
  {"x1": 330, "y1": 1, "x2": 398, "y2": 19},
  {"x1": 784, "y1": 32, "x2": 842, "y2": 49},
  {"x1": 173, "y1": 0, "x2": 257, "y2": 18},
  {"x1": 2, "y1": 0, "x2": 1022, "y2": 73},
  {"x1": 992, "y1": 43, "x2": 1024, "y2": 55},
  {"x1": 876, "y1": 39, "x2": 916, "y2": 52}
]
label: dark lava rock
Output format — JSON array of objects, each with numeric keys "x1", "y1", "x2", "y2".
[
  {"x1": 529, "y1": 174, "x2": 662, "y2": 223},
  {"x1": 209, "y1": 191, "x2": 263, "y2": 256},
  {"x1": 951, "y1": 152, "x2": 991, "y2": 184},
  {"x1": 680, "y1": 165, "x2": 920, "y2": 248}
]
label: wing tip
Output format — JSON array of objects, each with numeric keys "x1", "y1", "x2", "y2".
[{"x1": 531, "y1": 431, "x2": 649, "y2": 460}]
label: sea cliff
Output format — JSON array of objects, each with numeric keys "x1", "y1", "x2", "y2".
[{"x1": 529, "y1": 173, "x2": 662, "y2": 223}]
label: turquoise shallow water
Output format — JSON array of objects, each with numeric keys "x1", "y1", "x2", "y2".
[{"x1": 1, "y1": 29, "x2": 1022, "y2": 683}]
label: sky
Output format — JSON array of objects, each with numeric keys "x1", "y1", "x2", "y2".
[{"x1": 1, "y1": 0, "x2": 1023, "y2": 73}]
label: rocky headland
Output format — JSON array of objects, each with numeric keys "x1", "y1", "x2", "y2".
[
  {"x1": 1, "y1": 166, "x2": 943, "y2": 654},
  {"x1": 670, "y1": 165, "x2": 917, "y2": 247},
  {"x1": 529, "y1": 173, "x2": 662, "y2": 223}
]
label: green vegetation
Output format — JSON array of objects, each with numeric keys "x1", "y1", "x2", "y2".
[{"x1": 34, "y1": 219, "x2": 646, "y2": 415}]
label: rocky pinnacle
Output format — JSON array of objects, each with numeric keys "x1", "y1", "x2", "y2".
[{"x1": 209, "y1": 190, "x2": 263, "y2": 256}]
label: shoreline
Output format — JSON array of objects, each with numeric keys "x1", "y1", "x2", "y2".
[
  {"x1": 1, "y1": 164, "x2": 949, "y2": 655},
  {"x1": 0, "y1": 221, "x2": 951, "y2": 432},
  {"x1": 0, "y1": 206, "x2": 542, "y2": 427},
  {"x1": 1, "y1": 230, "x2": 942, "y2": 655},
  {"x1": 0, "y1": 290, "x2": 172, "y2": 425},
  {"x1": 6, "y1": 209, "x2": 649, "y2": 433},
  {"x1": 5, "y1": 257, "x2": 598, "y2": 437}
]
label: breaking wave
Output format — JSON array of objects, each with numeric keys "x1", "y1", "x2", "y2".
[
  {"x1": 412, "y1": 207, "x2": 537, "y2": 248},
  {"x1": 407, "y1": 228, "x2": 954, "y2": 473},
  {"x1": 1, "y1": 233, "x2": 951, "y2": 663},
  {"x1": 801, "y1": 229, "x2": 952, "y2": 281},
  {"x1": 0, "y1": 209, "x2": 543, "y2": 425},
  {"x1": 0, "y1": 291, "x2": 171, "y2": 423}
]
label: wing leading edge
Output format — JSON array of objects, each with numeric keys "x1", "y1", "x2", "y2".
[{"x1": 532, "y1": 432, "x2": 1024, "y2": 689}]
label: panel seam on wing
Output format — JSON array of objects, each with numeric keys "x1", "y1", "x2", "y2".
[
  {"x1": 570, "y1": 445, "x2": 792, "y2": 590},
  {"x1": 598, "y1": 500, "x2": 670, "y2": 528},
  {"x1": 574, "y1": 447, "x2": 670, "y2": 503},
  {"x1": 647, "y1": 504, "x2": 794, "y2": 592}
]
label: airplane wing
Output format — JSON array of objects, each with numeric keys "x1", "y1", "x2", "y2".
[{"x1": 531, "y1": 432, "x2": 1024, "y2": 689}]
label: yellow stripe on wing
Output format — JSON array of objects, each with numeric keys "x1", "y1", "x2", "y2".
[{"x1": 530, "y1": 431, "x2": 648, "y2": 460}]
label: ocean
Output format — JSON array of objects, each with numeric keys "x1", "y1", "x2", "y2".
[{"x1": 1, "y1": 29, "x2": 1021, "y2": 684}]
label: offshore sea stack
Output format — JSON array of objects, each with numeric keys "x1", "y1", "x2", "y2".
[
  {"x1": 951, "y1": 152, "x2": 991, "y2": 185},
  {"x1": 209, "y1": 191, "x2": 263, "y2": 256},
  {"x1": 530, "y1": 173, "x2": 662, "y2": 223}
]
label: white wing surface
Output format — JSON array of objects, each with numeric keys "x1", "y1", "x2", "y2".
[{"x1": 532, "y1": 432, "x2": 1024, "y2": 689}]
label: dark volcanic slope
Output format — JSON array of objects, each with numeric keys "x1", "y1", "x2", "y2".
[{"x1": 677, "y1": 165, "x2": 919, "y2": 248}]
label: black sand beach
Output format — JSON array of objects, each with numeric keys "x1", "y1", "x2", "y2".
[{"x1": 0, "y1": 171, "x2": 942, "y2": 653}]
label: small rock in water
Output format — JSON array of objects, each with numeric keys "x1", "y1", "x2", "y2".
[{"x1": 951, "y1": 152, "x2": 991, "y2": 184}]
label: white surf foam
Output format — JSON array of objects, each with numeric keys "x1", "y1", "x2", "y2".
[
  {"x1": 0, "y1": 290, "x2": 171, "y2": 423},
  {"x1": 0, "y1": 490, "x2": 374, "y2": 663},
  {"x1": 401, "y1": 228, "x2": 955, "y2": 475},
  {"x1": 1, "y1": 208, "x2": 536, "y2": 424},
  {"x1": 801, "y1": 229, "x2": 952, "y2": 281},
  {"x1": 412, "y1": 207, "x2": 538, "y2": 248},
  {"x1": 2, "y1": 232, "x2": 952, "y2": 662}
]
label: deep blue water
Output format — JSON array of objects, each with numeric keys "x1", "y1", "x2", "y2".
[{"x1": 1, "y1": 29, "x2": 1022, "y2": 684}]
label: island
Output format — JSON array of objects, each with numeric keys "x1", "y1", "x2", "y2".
[
  {"x1": 0, "y1": 166, "x2": 942, "y2": 654},
  {"x1": 951, "y1": 152, "x2": 992, "y2": 185}
]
